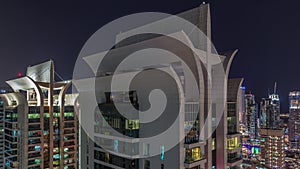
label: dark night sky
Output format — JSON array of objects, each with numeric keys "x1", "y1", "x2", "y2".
[{"x1": 0, "y1": 0, "x2": 299, "y2": 112}]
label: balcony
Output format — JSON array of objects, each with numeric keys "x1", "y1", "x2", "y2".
[
  {"x1": 64, "y1": 135, "x2": 75, "y2": 141},
  {"x1": 64, "y1": 116, "x2": 75, "y2": 121},
  {"x1": 185, "y1": 128, "x2": 199, "y2": 144},
  {"x1": 63, "y1": 159, "x2": 75, "y2": 165},
  {"x1": 227, "y1": 143, "x2": 242, "y2": 154},
  {"x1": 184, "y1": 143, "x2": 206, "y2": 150},
  {"x1": 64, "y1": 141, "x2": 75, "y2": 147},
  {"x1": 185, "y1": 135, "x2": 199, "y2": 144},
  {"x1": 184, "y1": 147, "x2": 206, "y2": 168},
  {"x1": 227, "y1": 136, "x2": 242, "y2": 153},
  {"x1": 28, "y1": 131, "x2": 41, "y2": 138},
  {"x1": 64, "y1": 123, "x2": 75, "y2": 129},
  {"x1": 28, "y1": 117, "x2": 40, "y2": 123},
  {"x1": 64, "y1": 129, "x2": 75, "y2": 135},
  {"x1": 227, "y1": 157, "x2": 243, "y2": 167},
  {"x1": 28, "y1": 139, "x2": 41, "y2": 145},
  {"x1": 227, "y1": 132, "x2": 241, "y2": 138},
  {"x1": 28, "y1": 152, "x2": 41, "y2": 159},
  {"x1": 28, "y1": 159, "x2": 41, "y2": 166},
  {"x1": 184, "y1": 156, "x2": 206, "y2": 168},
  {"x1": 227, "y1": 143, "x2": 242, "y2": 150},
  {"x1": 28, "y1": 127, "x2": 41, "y2": 132}
]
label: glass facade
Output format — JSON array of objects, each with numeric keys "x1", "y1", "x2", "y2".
[{"x1": 94, "y1": 91, "x2": 139, "y2": 168}]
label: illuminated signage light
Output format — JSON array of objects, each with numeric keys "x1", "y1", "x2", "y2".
[{"x1": 160, "y1": 146, "x2": 165, "y2": 161}]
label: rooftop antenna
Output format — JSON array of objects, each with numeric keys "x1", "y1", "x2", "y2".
[{"x1": 274, "y1": 81, "x2": 277, "y2": 94}]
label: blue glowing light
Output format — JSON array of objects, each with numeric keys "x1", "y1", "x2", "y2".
[{"x1": 160, "y1": 146, "x2": 165, "y2": 161}]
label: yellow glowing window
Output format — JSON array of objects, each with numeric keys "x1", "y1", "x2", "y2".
[
  {"x1": 185, "y1": 147, "x2": 203, "y2": 163},
  {"x1": 212, "y1": 138, "x2": 216, "y2": 150},
  {"x1": 125, "y1": 120, "x2": 140, "y2": 130},
  {"x1": 192, "y1": 147, "x2": 201, "y2": 161},
  {"x1": 227, "y1": 137, "x2": 240, "y2": 150}
]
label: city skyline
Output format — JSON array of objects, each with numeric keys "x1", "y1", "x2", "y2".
[
  {"x1": 0, "y1": 2, "x2": 299, "y2": 168},
  {"x1": 0, "y1": 1, "x2": 300, "y2": 112}
]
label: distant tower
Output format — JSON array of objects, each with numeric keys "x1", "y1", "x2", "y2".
[
  {"x1": 245, "y1": 94, "x2": 258, "y2": 139},
  {"x1": 260, "y1": 98, "x2": 277, "y2": 128},
  {"x1": 239, "y1": 86, "x2": 246, "y2": 125},
  {"x1": 268, "y1": 82, "x2": 281, "y2": 127},
  {"x1": 289, "y1": 91, "x2": 300, "y2": 150},
  {"x1": 259, "y1": 83, "x2": 284, "y2": 169}
]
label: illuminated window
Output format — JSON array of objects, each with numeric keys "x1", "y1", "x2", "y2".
[
  {"x1": 125, "y1": 120, "x2": 140, "y2": 130},
  {"x1": 212, "y1": 138, "x2": 216, "y2": 150},
  {"x1": 227, "y1": 137, "x2": 240, "y2": 150},
  {"x1": 185, "y1": 147, "x2": 204, "y2": 163},
  {"x1": 28, "y1": 114, "x2": 40, "y2": 119},
  {"x1": 64, "y1": 112, "x2": 74, "y2": 117}
]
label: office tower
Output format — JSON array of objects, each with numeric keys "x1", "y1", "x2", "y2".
[
  {"x1": 239, "y1": 86, "x2": 246, "y2": 128},
  {"x1": 268, "y1": 82, "x2": 281, "y2": 127},
  {"x1": 0, "y1": 60, "x2": 78, "y2": 169},
  {"x1": 244, "y1": 94, "x2": 258, "y2": 139},
  {"x1": 226, "y1": 78, "x2": 243, "y2": 169},
  {"x1": 0, "y1": 98, "x2": 4, "y2": 168},
  {"x1": 259, "y1": 91, "x2": 284, "y2": 168},
  {"x1": 288, "y1": 91, "x2": 300, "y2": 150},
  {"x1": 78, "y1": 3, "x2": 238, "y2": 169},
  {"x1": 260, "y1": 98, "x2": 277, "y2": 129}
]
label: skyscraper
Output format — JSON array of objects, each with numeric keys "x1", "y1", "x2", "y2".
[
  {"x1": 260, "y1": 98, "x2": 277, "y2": 129},
  {"x1": 288, "y1": 91, "x2": 300, "y2": 150},
  {"x1": 259, "y1": 87, "x2": 284, "y2": 169},
  {"x1": 77, "y1": 3, "x2": 239, "y2": 169},
  {"x1": 0, "y1": 97, "x2": 4, "y2": 168},
  {"x1": 239, "y1": 86, "x2": 246, "y2": 128},
  {"x1": 259, "y1": 128, "x2": 285, "y2": 168},
  {"x1": 268, "y1": 82, "x2": 281, "y2": 127},
  {"x1": 0, "y1": 60, "x2": 78, "y2": 169},
  {"x1": 244, "y1": 94, "x2": 258, "y2": 140}
]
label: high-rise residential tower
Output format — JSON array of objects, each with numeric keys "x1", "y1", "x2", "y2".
[
  {"x1": 239, "y1": 86, "x2": 246, "y2": 129},
  {"x1": 288, "y1": 91, "x2": 300, "y2": 150},
  {"x1": 260, "y1": 98, "x2": 277, "y2": 129},
  {"x1": 259, "y1": 88, "x2": 284, "y2": 169},
  {"x1": 77, "y1": 3, "x2": 239, "y2": 169},
  {"x1": 0, "y1": 98, "x2": 4, "y2": 168},
  {"x1": 0, "y1": 60, "x2": 78, "y2": 169},
  {"x1": 259, "y1": 128, "x2": 285, "y2": 168},
  {"x1": 244, "y1": 94, "x2": 258, "y2": 140},
  {"x1": 268, "y1": 82, "x2": 281, "y2": 127}
]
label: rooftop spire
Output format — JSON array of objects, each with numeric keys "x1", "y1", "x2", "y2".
[{"x1": 274, "y1": 81, "x2": 277, "y2": 94}]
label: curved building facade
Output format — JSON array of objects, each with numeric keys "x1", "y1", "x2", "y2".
[
  {"x1": 77, "y1": 3, "x2": 239, "y2": 169},
  {"x1": 0, "y1": 60, "x2": 78, "y2": 169}
]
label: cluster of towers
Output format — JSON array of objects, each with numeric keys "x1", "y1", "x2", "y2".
[{"x1": 240, "y1": 83, "x2": 285, "y2": 168}]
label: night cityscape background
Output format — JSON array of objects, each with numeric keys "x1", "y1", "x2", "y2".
[
  {"x1": 0, "y1": 0, "x2": 300, "y2": 111},
  {"x1": 0, "y1": 1, "x2": 300, "y2": 168}
]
